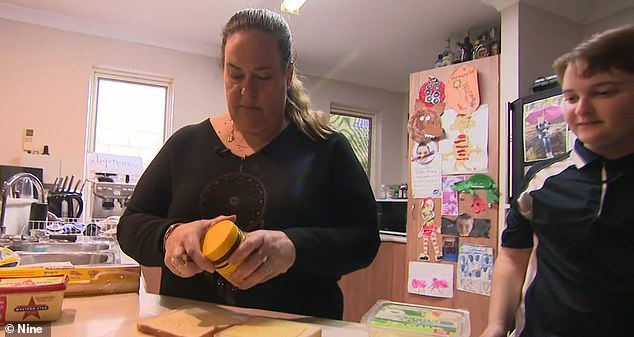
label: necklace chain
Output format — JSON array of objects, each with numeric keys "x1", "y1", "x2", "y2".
[{"x1": 227, "y1": 119, "x2": 247, "y2": 160}]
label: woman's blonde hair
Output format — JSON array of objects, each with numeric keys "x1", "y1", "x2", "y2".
[{"x1": 221, "y1": 8, "x2": 335, "y2": 140}]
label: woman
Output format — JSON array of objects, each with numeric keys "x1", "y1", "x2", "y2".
[{"x1": 117, "y1": 8, "x2": 380, "y2": 320}]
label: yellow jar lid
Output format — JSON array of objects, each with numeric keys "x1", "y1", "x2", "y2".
[{"x1": 201, "y1": 220, "x2": 240, "y2": 262}]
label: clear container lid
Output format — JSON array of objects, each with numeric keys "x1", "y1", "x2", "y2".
[{"x1": 361, "y1": 300, "x2": 470, "y2": 337}]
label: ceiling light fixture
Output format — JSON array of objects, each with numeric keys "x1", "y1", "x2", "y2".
[{"x1": 280, "y1": 0, "x2": 307, "y2": 15}]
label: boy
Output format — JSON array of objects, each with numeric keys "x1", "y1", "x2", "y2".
[{"x1": 481, "y1": 24, "x2": 634, "y2": 337}]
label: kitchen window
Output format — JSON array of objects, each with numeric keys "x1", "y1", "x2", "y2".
[
  {"x1": 86, "y1": 68, "x2": 174, "y2": 169},
  {"x1": 329, "y1": 105, "x2": 376, "y2": 184}
]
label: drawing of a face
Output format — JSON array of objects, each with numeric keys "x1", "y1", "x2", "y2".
[
  {"x1": 416, "y1": 106, "x2": 443, "y2": 137},
  {"x1": 412, "y1": 141, "x2": 438, "y2": 165},
  {"x1": 451, "y1": 115, "x2": 475, "y2": 133},
  {"x1": 423, "y1": 198, "x2": 435, "y2": 211},
  {"x1": 419, "y1": 77, "x2": 446, "y2": 107},
  {"x1": 409, "y1": 100, "x2": 445, "y2": 142}
]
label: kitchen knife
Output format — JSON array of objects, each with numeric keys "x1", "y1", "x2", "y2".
[
  {"x1": 61, "y1": 176, "x2": 69, "y2": 193},
  {"x1": 67, "y1": 175, "x2": 75, "y2": 192},
  {"x1": 51, "y1": 177, "x2": 59, "y2": 192},
  {"x1": 55, "y1": 176, "x2": 64, "y2": 192}
]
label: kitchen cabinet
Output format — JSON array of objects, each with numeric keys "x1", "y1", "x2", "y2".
[{"x1": 338, "y1": 241, "x2": 406, "y2": 322}]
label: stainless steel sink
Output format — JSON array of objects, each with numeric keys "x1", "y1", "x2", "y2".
[
  {"x1": 5, "y1": 239, "x2": 120, "y2": 266},
  {"x1": 16, "y1": 252, "x2": 112, "y2": 265},
  {"x1": 9, "y1": 242, "x2": 110, "y2": 252}
]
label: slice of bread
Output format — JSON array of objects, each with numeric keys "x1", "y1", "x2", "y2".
[
  {"x1": 215, "y1": 317, "x2": 322, "y2": 337},
  {"x1": 137, "y1": 306, "x2": 247, "y2": 337}
]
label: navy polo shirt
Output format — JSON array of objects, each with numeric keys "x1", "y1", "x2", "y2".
[{"x1": 502, "y1": 140, "x2": 634, "y2": 337}]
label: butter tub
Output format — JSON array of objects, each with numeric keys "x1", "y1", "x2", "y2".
[
  {"x1": 0, "y1": 275, "x2": 68, "y2": 324},
  {"x1": 0, "y1": 264, "x2": 140, "y2": 296},
  {"x1": 361, "y1": 300, "x2": 470, "y2": 337}
]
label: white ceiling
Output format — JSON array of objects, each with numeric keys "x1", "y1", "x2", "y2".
[{"x1": 0, "y1": 0, "x2": 629, "y2": 92}]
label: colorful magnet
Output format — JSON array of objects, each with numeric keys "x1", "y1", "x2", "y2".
[
  {"x1": 471, "y1": 196, "x2": 487, "y2": 213},
  {"x1": 451, "y1": 173, "x2": 499, "y2": 204}
]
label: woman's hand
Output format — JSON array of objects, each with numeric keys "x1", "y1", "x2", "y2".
[
  {"x1": 163, "y1": 215, "x2": 236, "y2": 278},
  {"x1": 226, "y1": 229, "x2": 296, "y2": 289}
]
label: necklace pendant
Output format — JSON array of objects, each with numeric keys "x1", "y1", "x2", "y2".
[{"x1": 227, "y1": 134, "x2": 234, "y2": 142}]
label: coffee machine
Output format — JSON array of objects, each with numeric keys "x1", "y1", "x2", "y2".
[
  {"x1": 85, "y1": 153, "x2": 143, "y2": 221},
  {"x1": 91, "y1": 173, "x2": 135, "y2": 219}
]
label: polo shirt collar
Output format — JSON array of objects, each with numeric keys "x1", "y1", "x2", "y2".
[{"x1": 572, "y1": 139, "x2": 634, "y2": 168}]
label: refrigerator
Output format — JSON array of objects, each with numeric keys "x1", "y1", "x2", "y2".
[
  {"x1": 508, "y1": 87, "x2": 573, "y2": 201},
  {"x1": 403, "y1": 55, "x2": 500, "y2": 337}
]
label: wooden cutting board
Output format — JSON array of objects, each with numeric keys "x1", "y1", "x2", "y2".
[{"x1": 137, "y1": 305, "x2": 321, "y2": 337}]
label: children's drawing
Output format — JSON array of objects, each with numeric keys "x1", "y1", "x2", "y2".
[
  {"x1": 410, "y1": 141, "x2": 442, "y2": 198},
  {"x1": 417, "y1": 198, "x2": 442, "y2": 262},
  {"x1": 419, "y1": 76, "x2": 446, "y2": 107},
  {"x1": 439, "y1": 107, "x2": 489, "y2": 174},
  {"x1": 409, "y1": 101, "x2": 446, "y2": 143},
  {"x1": 442, "y1": 191, "x2": 459, "y2": 216},
  {"x1": 441, "y1": 175, "x2": 465, "y2": 216},
  {"x1": 446, "y1": 65, "x2": 480, "y2": 116},
  {"x1": 411, "y1": 141, "x2": 438, "y2": 165},
  {"x1": 408, "y1": 261, "x2": 454, "y2": 298},
  {"x1": 457, "y1": 244, "x2": 493, "y2": 296}
]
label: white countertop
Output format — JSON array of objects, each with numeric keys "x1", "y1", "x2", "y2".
[
  {"x1": 0, "y1": 290, "x2": 369, "y2": 337},
  {"x1": 379, "y1": 231, "x2": 407, "y2": 243}
]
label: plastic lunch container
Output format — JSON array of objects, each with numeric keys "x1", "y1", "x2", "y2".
[
  {"x1": 0, "y1": 275, "x2": 68, "y2": 324},
  {"x1": 361, "y1": 300, "x2": 471, "y2": 337}
]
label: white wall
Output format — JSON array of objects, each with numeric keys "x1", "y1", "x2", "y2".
[
  {"x1": 0, "y1": 18, "x2": 224, "y2": 178},
  {"x1": 304, "y1": 75, "x2": 408, "y2": 190},
  {"x1": 0, "y1": 18, "x2": 406, "y2": 190},
  {"x1": 518, "y1": 3, "x2": 582, "y2": 96},
  {"x1": 583, "y1": 7, "x2": 634, "y2": 39}
]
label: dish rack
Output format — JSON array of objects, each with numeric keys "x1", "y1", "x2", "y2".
[{"x1": 26, "y1": 216, "x2": 121, "y2": 237}]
